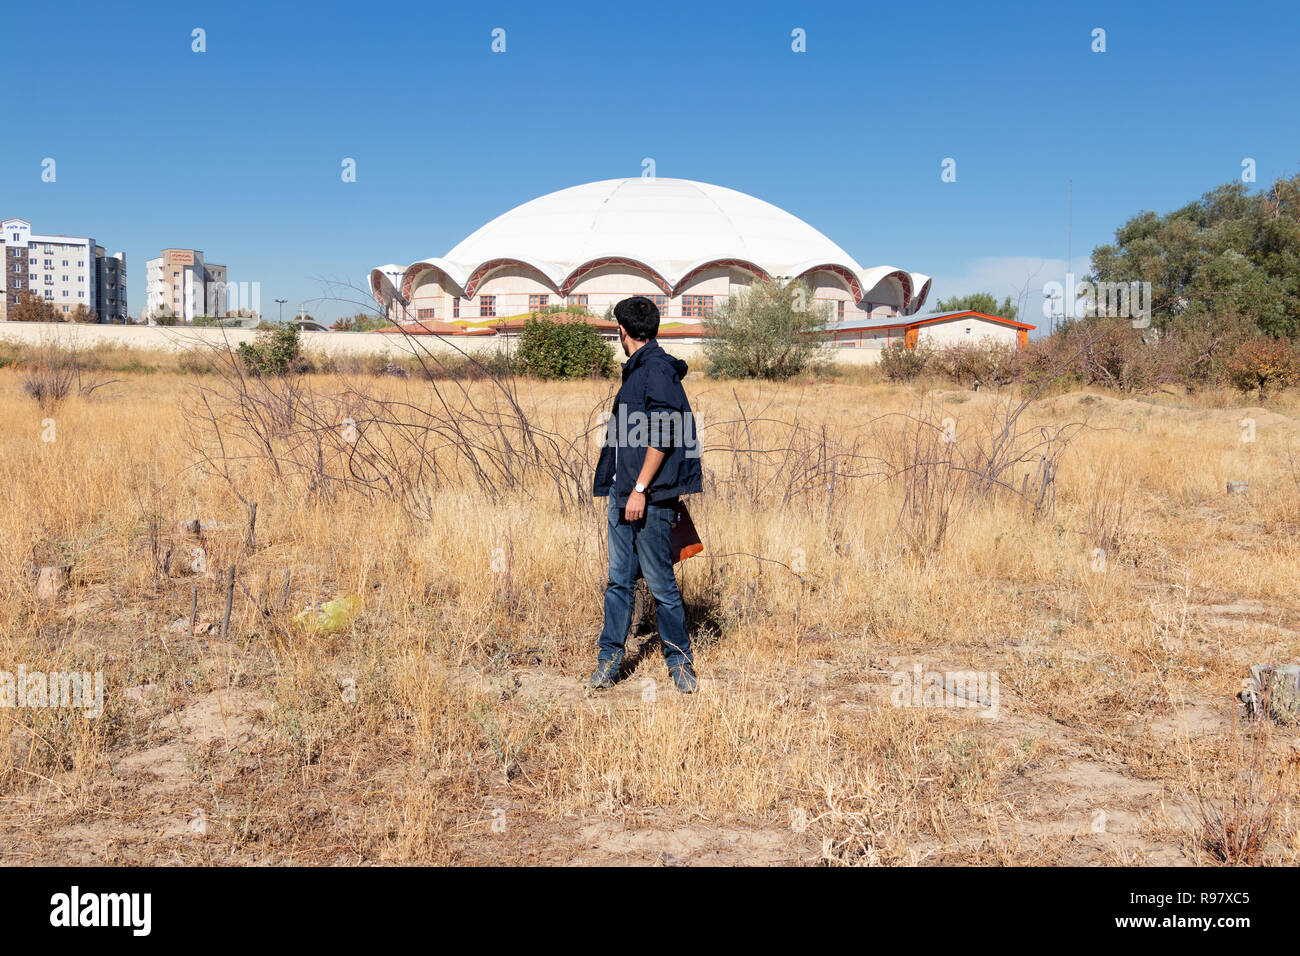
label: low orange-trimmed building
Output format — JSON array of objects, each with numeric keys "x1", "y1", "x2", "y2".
[{"x1": 826, "y1": 309, "x2": 1034, "y2": 360}]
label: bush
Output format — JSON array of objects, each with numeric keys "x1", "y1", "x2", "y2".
[
  {"x1": 330, "y1": 313, "x2": 394, "y2": 332},
  {"x1": 703, "y1": 278, "x2": 830, "y2": 379},
  {"x1": 1051, "y1": 315, "x2": 1168, "y2": 393},
  {"x1": 516, "y1": 317, "x2": 615, "y2": 380},
  {"x1": 237, "y1": 324, "x2": 310, "y2": 376},
  {"x1": 1227, "y1": 338, "x2": 1300, "y2": 398},
  {"x1": 7, "y1": 293, "x2": 59, "y2": 322},
  {"x1": 178, "y1": 351, "x2": 215, "y2": 375},
  {"x1": 931, "y1": 341, "x2": 1020, "y2": 387},
  {"x1": 878, "y1": 342, "x2": 931, "y2": 382}
]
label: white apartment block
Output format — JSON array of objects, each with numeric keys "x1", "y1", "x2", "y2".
[
  {"x1": 1, "y1": 218, "x2": 126, "y2": 322},
  {"x1": 145, "y1": 249, "x2": 229, "y2": 322}
]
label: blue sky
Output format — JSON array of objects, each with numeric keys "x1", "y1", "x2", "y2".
[{"x1": 2, "y1": 0, "x2": 1297, "y2": 327}]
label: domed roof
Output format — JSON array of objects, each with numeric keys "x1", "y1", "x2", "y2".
[
  {"x1": 372, "y1": 178, "x2": 930, "y2": 311},
  {"x1": 445, "y1": 177, "x2": 864, "y2": 285}
]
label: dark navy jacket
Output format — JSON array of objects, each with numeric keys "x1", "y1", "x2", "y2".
[{"x1": 593, "y1": 339, "x2": 703, "y2": 506}]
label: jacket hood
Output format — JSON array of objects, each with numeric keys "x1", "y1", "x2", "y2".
[{"x1": 637, "y1": 340, "x2": 688, "y2": 380}]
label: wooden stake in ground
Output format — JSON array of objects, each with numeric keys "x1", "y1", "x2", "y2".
[
  {"x1": 190, "y1": 586, "x2": 198, "y2": 636},
  {"x1": 245, "y1": 501, "x2": 258, "y2": 553},
  {"x1": 220, "y1": 567, "x2": 236, "y2": 639}
]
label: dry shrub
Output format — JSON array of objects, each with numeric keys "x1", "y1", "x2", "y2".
[
  {"x1": 1226, "y1": 337, "x2": 1300, "y2": 399},
  {"x1": 21, "y1": 359, "x2": 77, "y2": 413},
  {"x1": 931, "y1": 341, "x2": 1020, "y2": 388},
  {"x1": 187, "y1": 336, "x2": 604, "y2": 515},
  {"x1": 1193, "y1": 705, "x2": 1300, "y2": 864},
  {"x1": 875, "y1": 393, "x2": 1083, "y2": 554}
]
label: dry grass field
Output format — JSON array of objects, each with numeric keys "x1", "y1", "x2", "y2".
[{"x1": 3, "y1": 344, "x2": 1300, "y2": 866}]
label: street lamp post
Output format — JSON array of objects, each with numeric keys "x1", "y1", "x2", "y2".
[{"x1": 275, "y1": 298, "x2": 287, "y2": 324}]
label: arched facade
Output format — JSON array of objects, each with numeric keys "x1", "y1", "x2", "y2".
[{"x1": 372, "y1": 178, "x2": 931, "y2": 331}]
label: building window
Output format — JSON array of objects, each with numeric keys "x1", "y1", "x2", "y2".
[
  {"x1": 566, "y1": 294, "x2": 587, "y2": 309},
  {"x1": 648, "y1": 294, "x2": 668, "y2": 316},
  {"x1": 62, "y1": 260, "x2": 68, "y2": 266},
  {"x1": 682, "y1": 295, "x2": 713, "y2": 318},
  {"x1": 453, "y1": 297, "x2": 460, "y2": 319},
  {"x1": 529, "y1": 294, "x2": 549, "y2": 312},
  {"x1": 63, "y1": 305, "x2": 69, "y2": 313},
  {"x1": 479, "y1": 295, "x2": 495, "y2": 318},
  {"x1": 837, "y1": 300, "x2": 845, "y2": 321},
  {"x1": 417, "y1": 308, "x2": 436, "y2": 320}
]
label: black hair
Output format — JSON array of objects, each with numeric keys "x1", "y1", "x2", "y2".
[{"x1": 613, "y1": 296, "x2": 660, "y2": 342}]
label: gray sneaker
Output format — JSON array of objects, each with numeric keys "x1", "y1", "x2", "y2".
[
  {"x1": 668, "y1": 662, "x2": 698, "y2": 694},
  {"x1": 588, "y1": 659, "x2": 621, "y2": 689}
]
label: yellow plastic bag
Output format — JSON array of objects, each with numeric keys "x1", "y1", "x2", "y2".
[{"x1": 294, "y1": 595, "x2": 360, "y2": 634}]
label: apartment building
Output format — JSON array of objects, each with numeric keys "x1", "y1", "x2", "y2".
[
  {"x1": 145, "y1": 248, "x2": 229, "y2": 321},
  {"x1": 96, "y1": 248, "x2": 128, "y2": 322},
  {"x1": 1, "y1": 218, "x2": 126, "y2": 322}
]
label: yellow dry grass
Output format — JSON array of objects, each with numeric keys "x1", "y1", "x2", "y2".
[{"x1": 2, "y1": 359, "x2": 1300, "y2": 865}]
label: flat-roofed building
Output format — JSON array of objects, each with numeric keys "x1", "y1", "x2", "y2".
[
  {"x1": 826, "y1": 309, "x2": 1036, "y2": 362},
  {"x1": 1, "y1": 218, "x2": 114, "y2": 321},
  {"x1": 145, "y1": 248, "x2": 229, "y2": 322},
  {"x1": 95, "y1": 248, "x2": 128, "y2": 322}
]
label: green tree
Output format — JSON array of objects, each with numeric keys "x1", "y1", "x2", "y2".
[
  {"x1": 516, "y1": 317, "x2": 615, "y2": 379},
  {"x1": 703, "y1": 278, "x2": 831, "y2": 379},
  {"x1": 935, "y1": 292, "x2": 1018, "y2": 321},
  {"x1": 331, "y1": 312, "x2": 394, "y2": 332},
  {"x1": 1090, "y1": 174, "x2": 1300, "y2": 338}
]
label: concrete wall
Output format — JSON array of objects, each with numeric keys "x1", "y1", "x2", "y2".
[{"x1": 0, "y1": 320, "x2": 889, "y2": 366}]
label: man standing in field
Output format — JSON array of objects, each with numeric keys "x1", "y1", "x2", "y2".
[{"x1": 590, "y1": 296, "x2": 703, "y2": 693}]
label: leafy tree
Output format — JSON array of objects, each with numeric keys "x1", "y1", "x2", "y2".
[
  {"x1": 238, "y1": 323, "x2": 306, "y2": 375},
  {"x1": 516, "y1": 317, "x2": 614, "y2": 379},
  {"x1": 703, "y1": 278, "x2": 831, "y2": 379},
  {"x1": 935, "y1": 292, "x2": 1018, "y2": 322},
  {"x1": 1091, "y1": 174, "x2": 1300, "y2": 338}
]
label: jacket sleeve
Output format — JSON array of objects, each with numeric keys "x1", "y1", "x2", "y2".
[{"x1": 644, "y1": 366, "x2": 687, "y2": 453}]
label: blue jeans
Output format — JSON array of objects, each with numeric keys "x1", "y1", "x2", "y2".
[{"x1": 597, "y1": 495, "x2": 692, "y2": 670}]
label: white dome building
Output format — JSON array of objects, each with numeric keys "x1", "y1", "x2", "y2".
[{"x1": 369, "y1": 178, "x2": 931, "y2": 336}]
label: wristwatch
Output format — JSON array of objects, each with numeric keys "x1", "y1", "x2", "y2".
[{"x1": 634, "y1": 482, "x2": 647, "y2": 494}]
